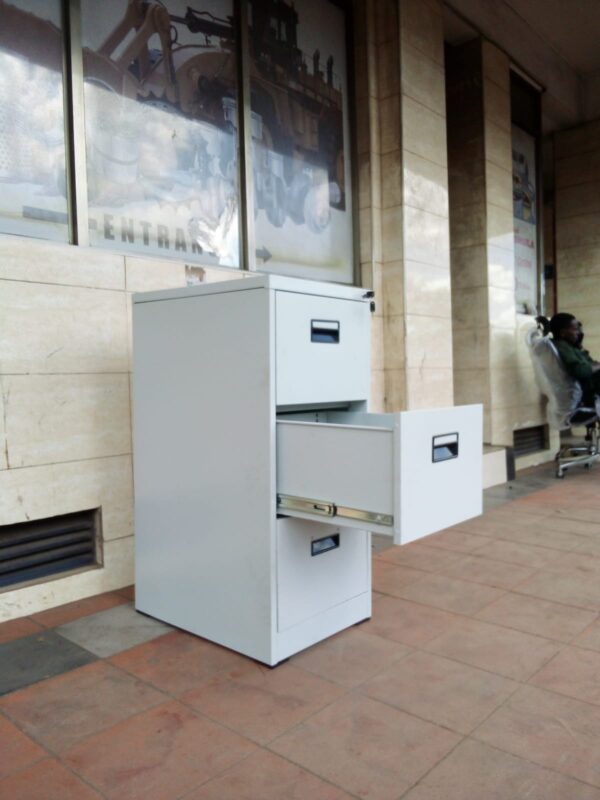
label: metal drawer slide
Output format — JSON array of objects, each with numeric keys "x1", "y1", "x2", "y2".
[{"x1": 277, "y1": 494, "x2": 393, "y2": 527}]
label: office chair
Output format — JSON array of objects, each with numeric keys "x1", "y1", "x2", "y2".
[{"x1": 526, "y1": 325, "x2": 600, "y2": 478}]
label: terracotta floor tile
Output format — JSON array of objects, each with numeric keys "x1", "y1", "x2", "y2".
[
  {"x1": 516, "y1": 570, "x2": 600, "y2": 611},
  {"x1": 402, "y1": 738, "x2": 600, "y2": 800},
  {"x1": 421, "y1": 529, "x2": 491, "y2": 554},
  {"x1": 543, "y1": 551, "x2": 600, "y2": 577},
  {"x1": 363, "y1": 595, "x2": 462, "y2": 648},
  {"x1": 0, "y1": 661, "x2": 165, "y2": 753},
  {"x1": 116, "y1": 585, "x2": 135, "y2": 600},
  {"x1": 64, "y1": 700, "x2": 256, "y2": 800},
  {"x1": 0, "y1": 713, "x2": 47, "y2": 779},
  {"x1": 492, "y1": 524, "x2": 588, "y2": 552},
  {"x1": 574, "y1": 619, "x2": 600, "y2": 652},
  {"x1": 440, "y1": 554, "x2": 535, "y2": 590},
  {"x1": 270, "y1": 693, "x2": 460, "y2": 800},
  {"x1": 476, "y1": 592, "x2": 597, "y2": 642},
  {"x1": 552, "y1": 507, "x2": 600, "y2": 525},
  {"x1": 291, "y1": 627, "x2": 410, "y2": 689},
  {"x1": 575, "y1": 538, "x2": 600, "y2": 558},
  {"x1": 110, "y1": 630, "x2": 249, "y2": 695},
  {"x1": 186, "y1": 749, "x2": 354, "y2": 800},
  {"x1": 361, "y1": 650, "x2": 517, "y2": 734},
  {"x1": 31, "y1": 592, "x2": 127, "y2": 629},
  {"x1": 471, "y1": 539, "x2": 562, "y2": 569},
  {"x1": 182, "y1": 661, "x2": 343, "y2": 744},
  {"x1": 394, "y1": 572, "x2": 505, "y2": 616},
  {"x1": 372, "y1": 560, "x2": 428, "y2": 597},
  {"x1": 0, "y1": 616, "x2": 44, "y2": 644},
  {"x1": 475, "y1": 685, "x2": 600, "y2": 788},
  {"x1": 375, "y1": 543, "x2": 464, "y2": 573},
  {"x1": 530, "y1": 646, "x2": 600, "y2": 705},
  {"x1": 0, "y1": 759, "x2": 103, "y2": 800},
  {"x1": 424, "y1": 617, "x2": 561, "y2": 681},
  {"x1": 542, "y1": 513, "x2": 600, "y2": 536}
]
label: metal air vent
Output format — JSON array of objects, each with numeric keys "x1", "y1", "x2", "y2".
[
  {"x1": 0, "y1": 509, "x2": 100, "y2": 589},
  {"x1": 513, "y1": 425, "x2": 549, "y2": 457}
]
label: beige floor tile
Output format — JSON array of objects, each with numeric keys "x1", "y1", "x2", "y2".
[
  {"x1": 270, "y1": 694, "x2": 460, "y2": 800},
  {"x1": 476, "y1": 592, "x2": 597, "y2": 642},
  {"x1": 402, "y1": 738, "x2": 600, "y2": 800},
  {"x1": 424, "y1": 617, "x2": 561, "y2": 681},
  {"x1": 475, "y1": 685, "x2": 600, "y2": 787},
  {"x1": 361, "y1": 650, "x2": 517, "y2": 734}
]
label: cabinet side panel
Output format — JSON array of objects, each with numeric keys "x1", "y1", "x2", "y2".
[{"x1": 132, "y1": 288, "x2": 274, "y2": 661}]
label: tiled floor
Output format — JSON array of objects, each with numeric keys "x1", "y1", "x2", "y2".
[{"x1": 2, "y1": 462, "x2": 600, "y2": 799}]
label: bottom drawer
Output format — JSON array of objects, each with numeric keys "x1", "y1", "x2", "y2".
[{"x1": 276, "y1": 518, "x2": 369, "y2": 632}]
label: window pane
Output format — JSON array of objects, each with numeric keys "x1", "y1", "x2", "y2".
[
  {"x1": 81, "y1": 0, "x2": 240, "y2": 267},
  {"x1": 249, "y1": 0, "x2": 354, "y2": 282},
  {"x1": 0, "y1": 0, "x2": 69, "y2": 241}
]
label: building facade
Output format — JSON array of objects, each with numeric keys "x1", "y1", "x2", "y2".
[{"x1": 1, "y1": 0, "x2": 599, "y2": 619}]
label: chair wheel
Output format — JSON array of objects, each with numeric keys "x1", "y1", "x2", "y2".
[
  {"x1": 556, "y1": 470, "x2": 565, "y2": 479},
  {"x1": 585, "y1": 463, "x2": 591, "y2": 469}
]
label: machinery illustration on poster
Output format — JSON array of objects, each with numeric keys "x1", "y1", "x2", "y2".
[
  {"x1": 250, "y1": 0, "x2": 353, "y2": 283},
  {"x1": 81, "y1": 0, "x2": 352, "y2": 279},
  {"x1": 512, "y1": 124, "x2": 538, "y2": 314},
  {"x1": 0, "y1": 0, "x2": 69, "y2": 241},
  {"x1": 81, "y1": 0, "x2": 241, "y2": 266}
]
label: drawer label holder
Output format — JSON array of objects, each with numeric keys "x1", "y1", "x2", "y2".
[{"x1": 277, "y1": 494, "x2": 393, "y2": 527}]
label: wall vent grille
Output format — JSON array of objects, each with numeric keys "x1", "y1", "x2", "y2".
[
  {"x1": 513, "y1": 425, "x2": 549, "y2": 457},
  {"x1": 0, "y1": 510, "x2": 99, "y2": 589}
]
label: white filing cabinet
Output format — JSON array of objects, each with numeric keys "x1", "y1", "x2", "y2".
[{"x1": 133, "y1": 275, "x2": 482, "y2": 665}]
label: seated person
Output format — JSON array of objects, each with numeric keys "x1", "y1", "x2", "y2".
[{"x1": 537, "y1": 313, "x2": 600, "y2": 406}]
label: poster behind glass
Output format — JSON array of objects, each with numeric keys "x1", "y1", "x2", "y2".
[
  {"x1": 81, "y1": 0, "x2": 240, "y2": 267},
  {"x1": 512, "y1": 125, "x2": 538, "y2": 314},
  {"x1": 249, "y1": 0, "x2": 354, "y2": 283},
  {"x1": 0, "y1": 0, "x2": 69, "y2": 241}
]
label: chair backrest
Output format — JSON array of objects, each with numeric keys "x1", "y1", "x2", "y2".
[{"x1": 525, "y1": 327, "x2": 583, "y2": 430}]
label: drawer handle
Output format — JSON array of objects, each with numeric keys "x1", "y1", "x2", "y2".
[{"x1": 311, "y1": 320, "x2": 340, "y2": 344}]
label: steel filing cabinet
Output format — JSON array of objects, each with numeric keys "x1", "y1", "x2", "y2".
[{"x1": 133, "y1": 275, "x2": 482, "y2": 665}]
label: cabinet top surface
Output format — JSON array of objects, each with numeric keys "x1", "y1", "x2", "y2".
[{"x1": 132, "y1": 274, "x2": 370, "y2": 305}]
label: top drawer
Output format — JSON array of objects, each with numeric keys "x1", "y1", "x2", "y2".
[{"x1": 275, "y1": 291, "x2": 370, "y2": 407}]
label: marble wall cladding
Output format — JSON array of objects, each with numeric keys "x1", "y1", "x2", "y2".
[
  {"x1": 0, "y1": 455, "x2": 133, "y2": 538},
  {"x1": 125, "y1": 256, "x2": 187, "y2": 292},
  {"x1": 3, "y1": 373, "x2": 131, "y2": 469},
  {"x1": 402, "y1": 97, "x2": 448, "y2": 168},
  {"x1": 0, "y1": 236, "x2": 125, "y2": 290},
  {"x1": 0, "y1": 281, "x2": 129, "y2": 375},
  {"x1": 0, "y1": 383, "x2": 7, "y2": 470},
  {"x1": 555, "y1": 180, "x2": 600, "y2": 218},
  {"x1": 405, "y1": 367, "x2": 453, "y2": 408},
  {"x1": 399, "y1": 0, "x2": 444, "y2": 67}
]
